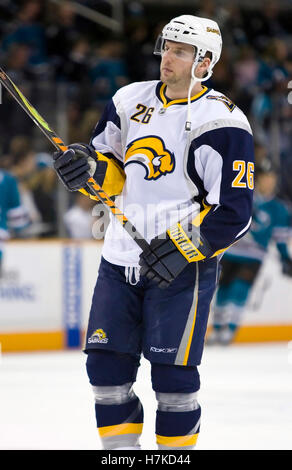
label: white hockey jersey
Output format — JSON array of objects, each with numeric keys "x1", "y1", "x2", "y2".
[{"x1": 90, "y1": 80, "x2": 254, "y2": 267}]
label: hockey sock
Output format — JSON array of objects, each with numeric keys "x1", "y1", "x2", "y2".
[
  {"x1": 86, "y1": 350, "x2": 142, "y2": 449},
  {"x1": 94, "y1": 390, "x2": 144, "y2": 450},
  {"x1": 155, "y1": 392, "x2": 201, "y2": 450},
  {"x1": 151, "y1": 362, "x2": 201, "y2": 450}
]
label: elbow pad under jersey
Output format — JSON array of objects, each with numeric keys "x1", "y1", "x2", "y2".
[{"x1": 79, "y1": 150, "x2": 126, "y2": 201}]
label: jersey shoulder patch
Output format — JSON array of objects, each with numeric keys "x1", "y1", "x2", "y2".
[
  {"x1": 206, "y1": 92, "x2": 236, "y2": 112},
  {"x1": 199, "y1": 89, "x2": 251, "y2": 133}
]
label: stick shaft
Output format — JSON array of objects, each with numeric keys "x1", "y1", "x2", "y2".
[{"x1": 0, "y1": 67, "x2": 149, "y2": 251}]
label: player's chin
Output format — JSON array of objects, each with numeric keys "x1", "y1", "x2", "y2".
[{"x1": 161, "y1": 72, "x2": 175, "y2": 85}]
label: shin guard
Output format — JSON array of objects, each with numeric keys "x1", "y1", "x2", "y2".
[
  {"x1": 86, "y1": 350, "x2": 143, "y2": 449},
  {"x1": 93, "y1": 383, "x2": 143, "y2": 450},
  {"x1": 155, "y1": 392, "x2": 201, "y2": 450},
  {"x1": 151, "y1": 362, "x2": 201, "y2": 450}
]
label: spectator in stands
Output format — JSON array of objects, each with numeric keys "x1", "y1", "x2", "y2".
[
  {"x1": 59, "y1": 37, "x2": 91, "y2": 84},
  {"x1": 207, "y1": 48, "x2": 235, "y2": 98},
  {"x1": 0, "y1": 43, "x2": 35, "y2": 149},
  {"x1": 27, "y1": 152, "x2": 58, "y2": 237},
  {"x1": 8, "y1": 137, "x2": 42, "y2": 232},
  {"x1": 8, "y1": 136, "x2": 57, "y2": 237},
  {"x1": 233, "y1": 45, "x2": 259, "y2": 114},
  {"x1": 67, "y1": 103, "x2": 101, "y2": 144},
  {"x1": 1, "y1": 0, "x2": 48, "y2": 73},
  {"x1": 64, "y1": 192, "x2": 97, "y2": 239},
  {"x1": 0, "y1": 165, "x2": 30, "y2": 277},
  {"x1": 46, "y1": 1, "x2": 82, "y2": 70},
  {"x1": 125, "y1": 20, "x2": 150, "y2": 82},
  {"x1": 244, "y1": 0, "x2": 290, "y2": 49},
  {"x1": 90, "y1": 39, "x2": 129, "y2": 102}
]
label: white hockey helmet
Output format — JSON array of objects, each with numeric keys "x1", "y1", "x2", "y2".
[{"x1": 154, "y1": 15, "x2": 222, "y2": 80}]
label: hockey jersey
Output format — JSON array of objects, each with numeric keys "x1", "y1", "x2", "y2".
[
  {"x1": 0, "y1": 170, "x2": 29, "y2": 247},
  {"x1": 89, "y1": 80, "x2": 254, "y2": 267},
  {"x1": 224, "y1": 192, "x2": 292, "y2": 262}
]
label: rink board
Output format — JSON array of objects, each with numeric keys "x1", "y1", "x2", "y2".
[{"x1": 0, "y1": 240, "x2": 291, "y2": 352}]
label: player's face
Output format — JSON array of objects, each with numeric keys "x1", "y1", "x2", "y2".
[{"x1": 160, "y1": 40, "x2": 195, "y2": 89}]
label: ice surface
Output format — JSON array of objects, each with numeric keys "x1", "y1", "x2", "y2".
[{"x1": 0, "y1": 343, "x2": 291, "y2": 450}]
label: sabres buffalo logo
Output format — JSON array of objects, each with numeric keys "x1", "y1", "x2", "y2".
[
  {"x1": 93, "y1": 329, "x2": 107, "y2": 339},
  {"x1": 88, "y1": 328, "x2": 108, "y2": 344},
  {"x1": 124, "y1": 136, "x2": 175, "y2": 180}
]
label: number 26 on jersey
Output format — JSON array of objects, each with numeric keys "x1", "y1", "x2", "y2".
[{"x1": 232, "y1": 160, "x2": 254, "y2": 190}]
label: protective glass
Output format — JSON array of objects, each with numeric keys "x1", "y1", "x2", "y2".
[{"x1": 154, "y1": 35, "x2": 196, "y2": 62}]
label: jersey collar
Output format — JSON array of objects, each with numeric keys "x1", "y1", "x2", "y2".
[{"x1": 156, "y1": 81, "x2": 210, "y2": 108}]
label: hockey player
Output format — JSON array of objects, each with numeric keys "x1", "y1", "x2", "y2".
[
  {"x1": 0, "y1": 168, "x2": 29, "y2": 277},
  {"x1": 207, "y1": 161, "x2": 292, "y2": 345},
  {"x1": 53, "y1": 15, "x2": 254, "y2": 450}
]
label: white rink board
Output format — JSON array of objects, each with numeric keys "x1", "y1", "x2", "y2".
[
  {"x1": 81, "y1": 241, "x2": 103, "y2": 328},
  {"x1": 0, "y1": 242, "x2": 63, "y2": 332},
  {"x1": 0, "y1": 240, "x2": 291, "y2": 337},
  {"x1": 0, "y1": 240, "x2": 103, "y2": 335}
]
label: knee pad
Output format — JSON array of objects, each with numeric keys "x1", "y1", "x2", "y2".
[
  {"x1": 93, "y1": 382, "x2": 136, "y2": 406},
  {"x1": 86, "y1": 349, "x2": 140, "y2": 386},
  {"x1": 151, "y1": 362, "x2": 200, "y2": 394},
  {"x1": 156, "y1": 391, "x2": 199, "y2": 412}
]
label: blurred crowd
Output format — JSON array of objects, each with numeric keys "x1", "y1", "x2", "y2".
[{"x1": 0, "y1": 0, "x2": 291, "y2": 240}]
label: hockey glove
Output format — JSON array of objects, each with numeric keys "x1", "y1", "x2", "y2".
[
  {"x1": 53, "y1": 143, "x2": 107, "y2": 192},
  {"x1": 139, "y1": 221, "x2": 213, "y2": 288}
]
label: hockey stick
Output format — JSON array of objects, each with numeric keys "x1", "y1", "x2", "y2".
[{"x1": 0, "y1": 67, "x2": 149, "y2": 251}]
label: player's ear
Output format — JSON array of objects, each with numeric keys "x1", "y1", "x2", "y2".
[
  {"x1": 201, "y1": 57, "x2": 211, "y2": 72},
  {"x1": 198, "y1": 57, "x2": 211, "y2": 79},
  {"x1": 194, "y1": 57, "x2": 211, "y2": 79}
]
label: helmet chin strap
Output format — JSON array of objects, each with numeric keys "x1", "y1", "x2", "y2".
[
  {"x1": 185, "y1": 59, "x2": 213, "y2": 132},
  {"x1": 185, "y1": 76, "x2": 196, "y2": 132}
]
